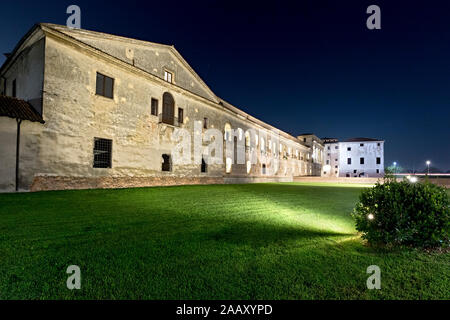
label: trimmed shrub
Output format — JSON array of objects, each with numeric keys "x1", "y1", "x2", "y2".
[{"x1": 352, "y1": 179, "x2": 449, "y2": 248}]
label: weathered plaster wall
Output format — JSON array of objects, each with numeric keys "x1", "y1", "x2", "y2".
[
  {"x1": 0, "y1": 117, "x2": 16, "y2": 191},
  {"x1": 1, "y1": 28, "x2": 319, "y2": 192},
  {"x1": 2, "y1": 37, "x2": 45, "y2": 114}
]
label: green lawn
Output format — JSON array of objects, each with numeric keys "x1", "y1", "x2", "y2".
[{"x1": 0, "y1": 182, "x2": 448, "y2": 299}]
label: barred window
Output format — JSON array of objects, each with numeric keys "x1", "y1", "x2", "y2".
[
  {"x1": 93, "y1": 138, "x2": 112, "y2": 168},
  {"x1": 96, "y1": 72, "x2": 114, "y2": 99},
  {"x1": 151, "y1": 98, "x2": 158, "y2": 116}
]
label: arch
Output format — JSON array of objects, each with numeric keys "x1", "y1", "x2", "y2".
[
  {"x1": 224, "y1": 123, "x2": 232, "y2": 141},
  {"x1": 162, "y1": 92, "x2": 175, "y2": 125}
]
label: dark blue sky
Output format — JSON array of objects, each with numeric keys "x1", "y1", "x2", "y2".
[{"x1": 1, "y1": 0, "x2": 449, "y2": 171}]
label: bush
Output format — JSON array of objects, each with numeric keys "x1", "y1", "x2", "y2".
[{"x1": 352, "y1": 179, "x2": 449, "y2": 248}]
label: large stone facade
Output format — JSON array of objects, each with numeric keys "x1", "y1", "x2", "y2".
[{"x1": 0, "y1": 24, "x2": 323, "y2": 192}]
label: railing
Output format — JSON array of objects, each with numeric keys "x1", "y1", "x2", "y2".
[{"x1": 158, "y1": 113, "x2": 180, "y2": 127}]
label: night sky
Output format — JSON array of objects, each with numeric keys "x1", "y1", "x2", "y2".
[{"x1": 1, "y1": 0, "x2": 449, "y2": 171}]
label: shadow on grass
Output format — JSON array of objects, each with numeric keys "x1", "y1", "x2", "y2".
[{"x1": 199, "y1": 220, "x2": 354, "y2": 246}]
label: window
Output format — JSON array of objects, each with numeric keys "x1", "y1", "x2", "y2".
[
  {"x1": 327, "y1": 146, "x2": 330, "y2": 150},
  {"x1": 164, "y1": 70, "x2": 173, "y2": 83},
  {"x1": 335, "y1": 171, "x2": 338, "y2": 174},
  {"x1": 354, "y1": 169, "x2": 357, "y2": 173},
  {"x1": 201, "y1": 157, "x2": 207, "y2": 173},
  {"x1": 335, "y1": 146, "x2": 338, "y2": 149},
  {"x1": 376, "y1": 169, "x2": 380, "y2": 173},
  {"x1": 262, "y1": 164, "x2": 267, "y2": 174},
  {"x1": 303, "y1": 138, "x2": 306, "y2": 142},
  {"x1": 335, "y1": 159, "x2": 338, "y2": 161},
  {"x1": 162, "y1": 154, "x2": 171, "y2": 171},
  {"x1": 377, "y1": 143, "x2": 381, "y2": 146},
  {"x1": 178, "y1": 108, "x2": 184, "y2": 124},
  {"x1": 93, "y1": 138, "x2": 112, "y2": 168},
  {"x1": 346, "y1": 173, "x2": 350, "y2": 177},
  {"x1": 151, "y1": 98, "x2": 158, "y2": 116},
  {"x1": 203, "y1": 117, "x2": 208, "y2": 129},
  {"x1": 335, "y1": 165, "x2": 338, "y2": 168},
  {"x1": 162, "y1": 92, "x2": 175, "y2": 125},
  {"x1": 96, "y1": 72, "x2": 114, "y2": 99},
  {"x1": 327, "y1": 153, "x2": 330, "y2": 156},
  {"x1": 326, "y1": 160, "x2": 330, "y2": 165},
  {"x1": 347, "y1": 158, "x2": 351, "y2": 165},
  {"x1": 376, "y1": 157, "x2": 381, "y2": 164},
  {"x1": 360, "y1": 157, "x2": 365, "y2": 164},
  {"x1": 347, "y1": 147, "x2": 351, "y2": 151},
  {"x1": 360, "y1": 143, "x2": 364, "y2": 147},
  {"x1": 12, "y1": 79, "x2": 16, "y2": 97}
]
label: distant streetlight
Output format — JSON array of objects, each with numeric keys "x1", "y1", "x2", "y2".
[
  {"x1": 393, "y1": 162, "x2": 397, "y2": 174},
  {"x1": 426, "y1": 160, "x2": 431, "y2": 175}
]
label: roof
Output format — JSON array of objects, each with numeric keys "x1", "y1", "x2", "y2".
[
  {"x1": 343, "y1": 137, "x2": 382, "y2": 142},
  {"x1": 0, "y1": 95, "x2": 44, "y2": 123}
]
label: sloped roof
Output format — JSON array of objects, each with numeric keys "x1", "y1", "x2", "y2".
[
  {"x1": 0, "y1": 95, "x2": 44, "y2": 123},
  {"x1": 343, "y1": 137, "x2": 381, "y2": 142}
]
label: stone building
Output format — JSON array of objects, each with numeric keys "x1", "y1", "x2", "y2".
[
  {"x1": 0, "y1": 23, "x2": 323, "y2": 192},
  {"x1": 322, "y1": 138, "x2": 384, "y2": 177}
]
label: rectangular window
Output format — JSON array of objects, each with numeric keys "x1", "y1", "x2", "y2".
[
  {"x1": 376, "y1": 157, "x2": 381, "y2": 164},
  {"x1": 376, "y1": 169, "x2": 380, "y2": 173},
  {"x1": 151, "y1": 98, "x2": 158, "y2": 116},
  {"x1": 162, "y1": 154, "x2": 171, "y2": 171},
  {"x1": 164, "y1": 70, "x2": 173, "y2": 83},
  {"x1": 354, "y1": 169, "x2": 357, "y2": 173},
  {"x1": 347, "y1": 158, "x2": 351, "y2": 165},
  {"x1": 347, "y1": 147, "x2": 351, "y2": 151},
  {"x1": 93, "y1": 138, "x2": 112, "y2": 168},
  {"x1": 203, "y1": 117, "x2": 208, "y2": 129},
  {"x1": 96, "y1": 72, "x2": 114, "y2": 99},
  {"x1": 327, "y1": 146, "x2": 330, "y2": 150},
  {"x1": 12, "y1": 79, "x2": 17, "y2": 97},
  {"x1": 360, "y1": 143, "x2": 364, "y2": 147},
  {"x1": 178, "y1": 108, "x2": 184, "y2": 124},
  {"x1": 360, "y1": 157, "x2": 365, "y2": 164},
  {"x1": 326, "y1": 160, "x2": 330, "y2": 165},
  {"x1": 377, "y1": 143, "x2": 381, "y2": 146},
  {"x1": 335, "y1": 165, "x2": 338, "y2": 168},
  {"x1": 335, "y1": 146, "x2": 338, "y2": 149}
]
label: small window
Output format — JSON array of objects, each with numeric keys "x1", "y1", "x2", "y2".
[
  {"x1": 376, "y1": 157, "x2": 381, "y2": 164},
  {"x1": 12, "y1": 79, "x2": 16, "y2": 97},
  {"x1": 203, "y1": 117, "x2": 208, "y2": 129},
  {"x1": 347, "y1": 158, "x2": 351, "y2": 165},
  {"x1": 262, "y1": 164, "x2": 267, "y2": 174},
  {"x1": 335, "y1": 146, "x2": 338, "y2": 149},
  {"x1": 151, "y1": 98, "x2": 158, "y2": 116},
  {"x1": 335, "y1": 165, "x2": 338, "y2": 168},
  {"x1": 178, "y1": 108, "x2": 184, "y2": 124},
  {"x1": 360, "y1": 157, "x2": 364, "y2": 164},
  {"x1": 303, "y1": 138, "x2": 306, "y2": 142},
  {"x1": 335, "y1": 159, "x2": 338, "y2": 161},
  {"x1": 96, "y1": 72, "x2": 114, "y2": 99},
  {"x1": 164, "y1": 70, "x2": 173, "y2": 83},
  {"x1": 354, "y1": 169, "x2": 357, "y2": 173},
  {"x1": 326, "y1": 160, "x2": 330, "y2": 165},
  {"x1": 327, "y1": 146, "x2": 330, "y2": 150},
  {"x1": 377, "y1": 142, "x2": 381, "y2": 146},
  {"x1": 346, "y1": 173, "x2": 350, "y2": 177},
  {"x1": 347, "y1": 147, "x2": 351, "y2": 151},
  {"x1": 327, "y1": 153, "x2": 330, "y2": 156},
  {"x1": 360, "y1": 143, "x2": 364, "y2": 147},
  {"x1": 201, "y1": 157, "x2": 207, "y2": 173},
  {"x1": 93, "y1": 138, "x2": 112, "y2": 168},
  {"x1": 376, "y1": 169, "x2": 380, "y2": 173},
  {"x1": 335, "y1": 171, "x2": 338, "y2": 174},
  {"x1": 162, "y1": 154, "x2": 171, "y2": 171}
]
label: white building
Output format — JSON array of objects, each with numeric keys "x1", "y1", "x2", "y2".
[{"x1": 322, "y1": 138, "x2": 384, "y2": 178}]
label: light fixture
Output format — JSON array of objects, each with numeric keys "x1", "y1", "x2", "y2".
[{"x1": 368, "y1": 214, "x2": 374, "y2": 220}]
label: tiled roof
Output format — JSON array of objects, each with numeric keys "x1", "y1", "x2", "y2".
[{"x1": 0, "y1": 95, "x2": 44, "y2": 123}]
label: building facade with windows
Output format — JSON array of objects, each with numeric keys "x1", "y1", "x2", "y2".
[
  {"x1": 321, "y1": 138, "x2": 384, "y2": 178},
  {"x1": 0, "y1": 24, "x2": 323, "y2": 192}
]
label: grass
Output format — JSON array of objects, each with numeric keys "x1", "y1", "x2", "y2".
[{"x1": 0, "y1": 182, "x2": 448, "y2": 299}]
